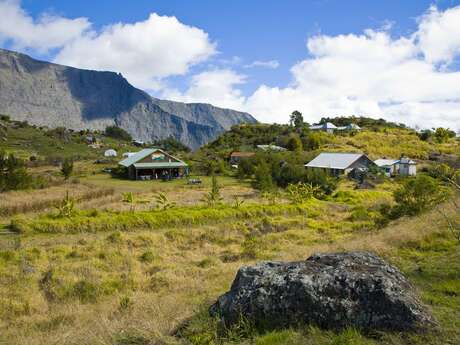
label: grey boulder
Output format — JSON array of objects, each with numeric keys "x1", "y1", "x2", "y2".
[{"x1": 210, "y1": 252, "x2": 436, "y2": 332}]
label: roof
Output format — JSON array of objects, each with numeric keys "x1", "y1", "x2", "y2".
[
  {"x1": 133, "y1": 162, "x2": 187, "y2": 168},
  {"x1": 374, "y1": 159, "x2": 399, "y2": 167},
  {"x1": 118, "y1": 148, "x2": 187, "y2": 167},
  {"x1": 310, "y1": 122, "x2": 337, "y2": 130},
  {"x1": 305, "y1": 152, "x2": 365, "y2": 170},
  {"x1": 230, "y1": 152, "x2": 255, "y2": 157},
  {"x1": 399, "y1": 157, "x2": 416, "y2": 164},
  {"x1": 337, "y1": 123, "x2": 361, "y2": 130},
  {"x1": 257, "y1": 145, "x2": 287, "y2": 151}
]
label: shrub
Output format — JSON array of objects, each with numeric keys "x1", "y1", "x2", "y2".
[
  {"x1": 202, "y1": 176, "x2": 223, "y2": 207},
  {"x1": 55, "y1": 191, "x2": 76, "y2": 218},
  {"x1": 153, "y1": 192, "x2": 176, "y2": 211},
  {"x1": 254, "y1": 162, "x2": 274, "y2": 192},
  {"x1": 61, "y1": 158, "x2": 74, "y2": 180},
  {"x1": 0, "y1": 151, "x2": 33, "y2": 192},
  {"x1": 286, "y1": 182, "x2": 320, "y2": 204},
  {"x1": 393, "y1": 175, "x2": 449, "y2": 216},
  {"x1": 105, "y1": 125, "x2": 132, "y2": 141}
]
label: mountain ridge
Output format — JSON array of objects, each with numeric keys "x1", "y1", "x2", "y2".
[{"x1": 0, "y1": 48, "x2": 256, "y2": 148}]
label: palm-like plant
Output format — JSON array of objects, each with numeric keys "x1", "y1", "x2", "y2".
[
  {"x1": 202, "y1": 175, "x2": 223, "y2": 207},
  {"x1": 56, "y1": 191, "x2": 76, "y2": 217},
  {"x1": 154, "y1": 192, "x2": 176, "y2": 211},
  {"x1": 122, "y1": 192, "x2": 135, "y2": 212}
]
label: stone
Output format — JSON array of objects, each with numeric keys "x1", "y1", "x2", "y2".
[{"x1": 210, "y1": 252, "x2": 436, "y2": 332}]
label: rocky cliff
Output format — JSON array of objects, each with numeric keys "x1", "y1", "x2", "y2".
[{"x1": 0, "y1": 48, "x2": 256, "y2": 149}]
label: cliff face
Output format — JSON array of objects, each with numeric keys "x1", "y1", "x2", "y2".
[{"x1": 0, "y1": 48, "x2": 256, "y2": 148}]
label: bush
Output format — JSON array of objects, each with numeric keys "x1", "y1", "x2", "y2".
[
  {"x1": 254, "y1": 162, "x2": 274, "y2": 192},
  {"x1": 61, "y1": 158, "x2": 74, "y2": 180},
  {"x1": 0, "y1": 151, "x2": 34, "y2": 192},
  {"x1": 393, "y1": 175, "x2": 449, "y2": 216},
  {"x1": 105, "y1": 125, "x2": 132, "y2": 141}
]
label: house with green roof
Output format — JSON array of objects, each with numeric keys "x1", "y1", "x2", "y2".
[{"x1": 118, "y1": 148, "x2": 188, "y2": 180}]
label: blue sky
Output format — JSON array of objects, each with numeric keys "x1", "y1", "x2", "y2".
[{"x1": 1, "y1": 0, "x2": 460, "y2": 129}]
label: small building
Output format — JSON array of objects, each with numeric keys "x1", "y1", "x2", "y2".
[
  {"x1": 374, "y1": 157, "x2": 417, "y2": 177},
  {"x1": 374, "y1": 159, "x2": 399, "y2": 176},
  {"x1": 310, "y1": 122, "x2": 337, "y2": 134},
  {"x1": 104, "y1": 149, "x2": 117, "y2": 157},
  {"x1": 118, "y1": 148, "x2": 188, "y2": 180},
  {"x1": 229, "y1": 152, "x2": 255, "y2": 165},
  {"x1": 305, "y1": 152, "x2": 375, "y2": 177},
  {"x1": 257, "y1": 144, "x2": 287, "y2": 152},
  {"x1": 398, "y1": 157, "x2": 417, "y2": 176},
  {"x1": 336, "y1": 123, "x2": 361, "y2": 131}
]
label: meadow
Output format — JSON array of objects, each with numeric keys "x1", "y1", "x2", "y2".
[{"x1": 0, "y1": 166, "x2": 459, "y2": 345}]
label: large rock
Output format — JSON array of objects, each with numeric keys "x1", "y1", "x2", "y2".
[{"x1": 210, "y1": 252, "x2": 436, "y2": 332}]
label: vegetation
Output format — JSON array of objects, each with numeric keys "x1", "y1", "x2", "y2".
[
  {"x1": 0, "y1": 150, "x2": 33, "y2": 192},
  {"x1": 60, "y1": 158, "x2": 74, "y2": 180},
  {"x1": 0, "y1": 115, "x2": 459, "y2": 345},
  {"x1": 153, "y1": 136, "x2": 191, "y2": 153},
  {"x1": 105, "y1": 125, "x2": 132, "y2": 141}
]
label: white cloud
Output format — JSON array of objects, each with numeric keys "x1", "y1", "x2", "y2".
[
  {"x1": 0, "y1": 0, "x2": 90, "y2": 53},
  {"x1": 54, "y1": 13, "x2": 216, "y2": 90},
  {"x1": 0, "y1": 1, "x2": 216, "y2": 90},
  {"x1": 244, "y1": 60, "x2": 280, "y2": 69},
  {"x1": 163, "y1": 69, "x2": 246, "y2": 110},
  {"x1": 177, "y1": 5, "x2": 460, "y2": 130},
  {"x1": 416, "y1": 5, "x2": 460, "y2": 64}
]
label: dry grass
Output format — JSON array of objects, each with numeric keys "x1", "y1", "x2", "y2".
[{"x1": 0, "y1": 188, "x2": 457, "y2": 344}]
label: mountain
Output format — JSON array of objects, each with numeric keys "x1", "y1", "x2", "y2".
[{"x1": 0, "y1": 48, "x2": 256, "y2": 149}]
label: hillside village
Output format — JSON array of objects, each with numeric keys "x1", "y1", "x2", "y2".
[{"x1": 0, "y1": 109, "x2": 459, "y2": 345}]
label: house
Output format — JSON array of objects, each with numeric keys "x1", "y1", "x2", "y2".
[
  {"x1": 305, "y1": 152, "x2": 375, "y2": 177},
  {"x1": 398, "y1": 157, "x2": 417, "y2": 176},
  {"x1": 336, "y1": 123, "x2": 361, "y2": 131},
  {"x1": 374, "y1": 159, "x2": 399, "y2": 176},
  {"x1": 118, "y1": 148, "x2": 188, "y2": 180},
  {"x1": 310, "y1": 122, "x2": 337, "y2": 134},
  {"x1": 104, "y1": 149, "x2": 117, "y2": 157},
  {"x1": 229, "y1": 152, "x2": 255, "y2": 165},
  {"x1": 256, "y1": 144, "x2": 287, "y2": 152},
  {"x1": 374, "y1": 157, "x2": 417, "y2": 177}
]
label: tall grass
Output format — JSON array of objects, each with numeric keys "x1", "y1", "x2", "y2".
[{"x1": 13, "y1": 202, "x2": 318, "y2": 234}]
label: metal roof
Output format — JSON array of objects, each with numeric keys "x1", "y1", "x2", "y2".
[
  {"x1": 118, "y1": 148, "x2": 187, "y2": 168},
  {"x1": 374, "y1": 159, "x2": 399, "y2": 167},
  {"x1": 257, "y1": 144, "x2": 287, "y2": 151},
  {"x1": 133, "y1": 162, "x2": 187, "y2": 168},
  {"x1": 119, "y1": 148, "x2": 157, "y2": 167},
  {"x1": 310, "y1": 122, "x2": 338, "y2": 130},
  {"x1": 305, "y1": 152, "x2": 365, "y2": 169}
]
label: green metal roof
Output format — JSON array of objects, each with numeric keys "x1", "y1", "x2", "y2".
[
  {"x1": 133, "y1": 162, "x2": 188, "y2": 168},
  {"x1": 119, "y1": 148, "x2": 157, "y2": 167},
  {"x1": 118, "y1": 147, "x2": 187, "y2": 168}
]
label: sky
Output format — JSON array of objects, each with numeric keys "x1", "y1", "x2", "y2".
[{"x1": 0, "y1": 0, "x2": 460, "y2": 131}]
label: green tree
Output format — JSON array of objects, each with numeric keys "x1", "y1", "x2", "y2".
[
  {"x1": 61, "y1": 158, "x2": 74, "y2": 180},
  {"x1": 254, "y1": 162, "x2": 274, "y2": 192},
  {"x1": 105, "y1": 125, "x2": 132, "y2": 141},
  {"x1": 434, "y1": 127, "x2": 455, "y2": 143},
  {"x1": 289, "y1": 110, "x2": 304, "y2": 130},
  {"x1": 236, "y1": 158, "x2": 254, "y2": 179},
  {"x1": 0, "y1": 151, "x2": 33, "y2": 192},
  {"x1": 393, "y1": 175, "x2": 448, "y2": 216},
  {"x1": 286, "y1": 133, "x2": 303, "y2": 152}
]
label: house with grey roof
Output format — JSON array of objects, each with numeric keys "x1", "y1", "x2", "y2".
[
  {"x1": 119, "y1": 148, "x2": 188, "y2": 180},
  {"x1": 305, "y1": 152, "x2": 375, "y2": 177},
  {"x1": 309, "y1": 122, "x2": 337, "y2": 134},
  {"x1": 374, "y1": 157, "x2": 417, "y2": 177}
]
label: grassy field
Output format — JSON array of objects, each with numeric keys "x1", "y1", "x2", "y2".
[{"x1": 0, "y1": 167, "x2": 459, "y2": 345}]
